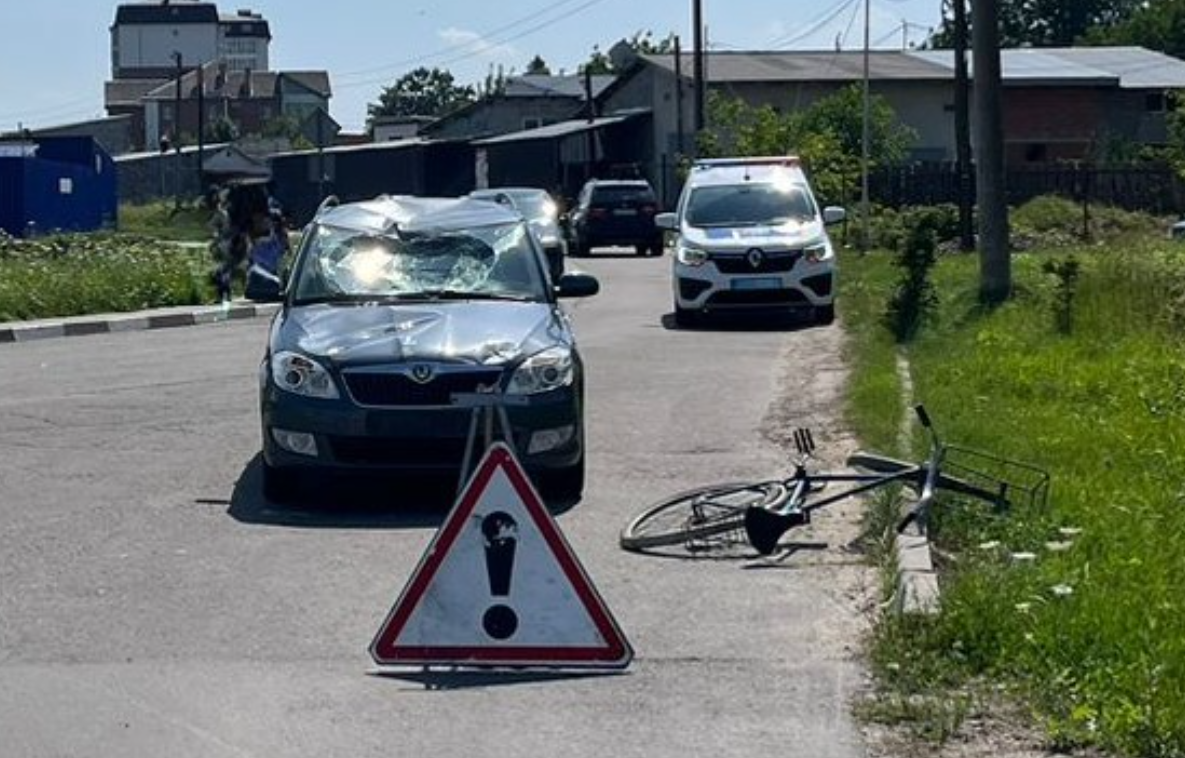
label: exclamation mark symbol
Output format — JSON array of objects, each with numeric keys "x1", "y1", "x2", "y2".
[{"x1": 481, "y1": 511, "x2": 519, "y2": 640}]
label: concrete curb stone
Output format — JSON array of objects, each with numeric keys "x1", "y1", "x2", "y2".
[{"x1": 0, "y1": 301, "x2": 281, "y2": 344}]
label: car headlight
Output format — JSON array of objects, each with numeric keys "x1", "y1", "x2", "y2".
[
  {"x1": 676, "y1": 242, "x2": 709, "y2": 267},
  {"x1": 507, "y1": 347, "x2": 575, "y2": 395},
  {"x1": 270, "y1": 351, "x2": 340, "y2": 399},
  {"x1": 804, "y1": 241, "x2": 831, "y2": 263}
]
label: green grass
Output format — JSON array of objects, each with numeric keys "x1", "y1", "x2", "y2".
[
  {"x1": 117, "y1": 201, "x2": 212, "y2": 242},
  {"x1": 842, "y1": 239, "x2": 1185, "y2": 757},
  {"x1": 0, "y1": 232, "x2": 213, "y2": 321}
]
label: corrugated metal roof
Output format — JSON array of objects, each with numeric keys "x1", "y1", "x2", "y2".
[
  {"x1": 472, "y1": 112, "x2": 640, "y2": 145},
  {"x1": 642, "y1": 47, "x2": 1185, "y2": 89},
  {"x1": 1034, "y1": 46, "x2": 1185, "y2": 89},
  {"x1": 908, "y1": 49, "x2": 1117, "y2": 86},
  {"x1": 643, "y1": 51, "x2": 950, "y2": 82},
  {"x1": 503, "y1": 74, "x2": 616, "y2": 99}
]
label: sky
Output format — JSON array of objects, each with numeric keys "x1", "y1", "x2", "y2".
[{"x1": 0, "y1": 0, "x2": 946, "y2": 134}]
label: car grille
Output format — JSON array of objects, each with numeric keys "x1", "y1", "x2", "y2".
[
  {"x1": 712, "y1": 251, "x2": 801, "y2": 274},
  {"x1": 707, "y1": 289, "x2": 811, "y2": 307},
  {"x1": 328, "y1": 436, "x2": 469, "y2": 466},
  {"x1": 343, "y1": 368, "x2": 504, "y2": 407}
]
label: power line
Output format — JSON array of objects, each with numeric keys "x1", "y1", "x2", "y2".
[
  {"x1": 335, "y1": 0, "x2": 603, "y2": 83},
  {"x1": 336, "y1": 0, "x2": 615, "y2": 92},
  {"x1": 0, "y1": 95, "x2": 103, "y2": 123},
  {"x1": 767, "y1": 0, "x2": 861, "y2": 49}
]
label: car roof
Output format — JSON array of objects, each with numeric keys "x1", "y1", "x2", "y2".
[
  {"x1": 470, "y1": 187, "x2": 548, "y2": 197},
  {"x1": 314, "y1": 195, "x2": 522, "y2": 234},
  {"x1": 586, "y1": 179, "x2": 652, "y2": 187},
  {"x1": 685, "y1": 157, "x2": 808, "y2": 188}
]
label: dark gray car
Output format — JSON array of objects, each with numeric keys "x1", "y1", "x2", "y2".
[{"x1": 257, "y1": 195, "x2": 599, "y2": 504}]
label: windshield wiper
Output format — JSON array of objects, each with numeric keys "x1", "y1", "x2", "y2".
[{"x1": 419, "y1": 289, "x2": 534, "y2": 302}]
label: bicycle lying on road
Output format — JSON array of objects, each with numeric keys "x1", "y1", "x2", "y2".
[{"x1": 619, "y1": 405, "x2": 1050, "y2": 557}]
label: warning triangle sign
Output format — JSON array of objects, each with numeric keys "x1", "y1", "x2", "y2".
[{"x1": 370, "y1": 443, "x2": 633, "y2": 669}]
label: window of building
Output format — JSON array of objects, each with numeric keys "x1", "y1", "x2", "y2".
[
  {"x1": 1146, "y1": 92, "x2": 1167, "y2": 113},
  {"x1": 523, "y1": 117, "x2": 543, "y2": 130}
]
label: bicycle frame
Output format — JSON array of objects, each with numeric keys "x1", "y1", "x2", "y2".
[{"x1": 744, "y1": 405, "x2": 942, "y2": 554}]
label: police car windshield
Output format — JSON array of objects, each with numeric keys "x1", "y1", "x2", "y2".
[{"x1": 685, "y1": 184, "x2": 816, "y2": 228}]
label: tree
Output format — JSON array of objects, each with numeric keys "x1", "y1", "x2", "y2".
[
  {"x1": 366, "y1": 67, "x2": 476, "y2": 127},
  {"x1": 927, "y1": 0, "x2": 1141, "y2": 48},
  {"x1": 579, "y1": 31, "x2": 678, "y2": 74},
  {"x1": 1083, "y1": 0, "x2": 1185, "y2": 58},
  {"x1": 579, "y1": 45, "x2": 614, "y2": 75},
  {"x1": 525, "y1": 55, "x2": 551, "y2": 75},
  {"x1": 696, "y1": 86, "x2": 914, "y2": 207}
]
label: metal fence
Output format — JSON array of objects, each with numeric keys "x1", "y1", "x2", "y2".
[{"x1": 870, "y1": 164, "x2": 1185, "y2": 215}]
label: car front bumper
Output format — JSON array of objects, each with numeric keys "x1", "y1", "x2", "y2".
[
  {"x1": 261, "y1": 382, "x2": 583, "y2": 478},
  {"x1": 673, "y1": 259, "x2": 835, "y2": 314}
]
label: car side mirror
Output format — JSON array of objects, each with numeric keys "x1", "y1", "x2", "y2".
[
  {"x1": 822, "y1": 206, "x2": 846, "y2": 226},
  {"x1": 655, "y1": 212, "x2": 678, "y2": 231},
  {"x1": 556, "y1": 272, "x2": 600, "y2": 299}
]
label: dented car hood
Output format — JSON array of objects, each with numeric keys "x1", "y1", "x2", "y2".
[{"x1": 271, "y1": 301, "x2": 570, "y2": 367}]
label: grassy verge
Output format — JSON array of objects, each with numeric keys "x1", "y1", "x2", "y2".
[
  {"x1": 841, "y1": 235, "x2": 1185, "y2": 756},
  {"x1": 0, "y1": 232, "x2": 213, "y2": 322},
  {"x1": 117, "y1": 201, "x2": 212, "y2": 242}
]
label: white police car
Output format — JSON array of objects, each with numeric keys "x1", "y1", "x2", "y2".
[{"x1": 656, "y1": 157, "x2": 845, "y2": 326}]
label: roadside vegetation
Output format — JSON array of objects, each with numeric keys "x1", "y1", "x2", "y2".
[
  {"x1": 843, "y1": 196, "x2": 1185, "y2": 757},
  {"x1": 0, "y1": 228, "x2": 212, "y2": 322},
  {"x1": 117, "y1": 200, "x2": 212, "y2": 242}
]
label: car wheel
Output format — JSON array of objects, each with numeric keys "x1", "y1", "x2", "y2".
[
  {"x1": 538, "y1": 455, "x2": 585, "y2": 504},
  {"x1": 648, "y1": 241, "x2": 664, "y2": 256},
  {"x1": 674, "y1": 305, "x2": 699, "y2": 328},
  {"x1": 634, "y1": 244, "x2": 647, "y2": 256},
  {"x1": 814, "y1": 303, "x2": 836, "y2": 325},
  {"x1": 262, "y1": 462, "x2": 299, "y2": 504}
]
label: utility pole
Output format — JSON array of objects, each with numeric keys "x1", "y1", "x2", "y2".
[
  {"x1": 172, "y1": 51, "x2": 184, "y2": 208},
  {"x1": 584, "y1": 66, "x2": 595, "y2": 182},
  {"x1": 972, "y1": 0, "x2": 1010, "y2": 303},
  {"x1": 860, "y1": 0, "x2": 871, "y2": 251},
  {"x1": 692, "y1": 0, "x2": 705, "y2": 133},
  {"x1": 196, "y1": 63, "x2": 205, "y2": 196},
  {"x1": 952, "y1": 0, "x2": 974, "y2": 251},
  {"x1": 674, "y1": 35, "x2": 685, "y2": 157}
]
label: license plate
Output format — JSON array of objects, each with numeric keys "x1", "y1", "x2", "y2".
[
  {"x1": 612, "y1": 208, "x2": 637, "y2": 216},
  {"x1": 730, "y1": 277, "x2": 782, "y2": 291}
]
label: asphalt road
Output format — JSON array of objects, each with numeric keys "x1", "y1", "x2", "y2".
[{"x1": 0, "y1": 250, "x2": 874, "y2": 758}]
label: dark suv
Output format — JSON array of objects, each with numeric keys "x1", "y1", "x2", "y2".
[{"x1": 567, "y1": 179, "x2": 664, "y2": 257}]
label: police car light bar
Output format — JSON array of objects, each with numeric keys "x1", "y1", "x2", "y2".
[{"x1": 693, "y1": 156, "x2": 801, "y2": 170}]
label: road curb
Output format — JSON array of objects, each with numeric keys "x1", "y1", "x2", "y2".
[
  {"x1": 891, "y1": 350, "x2": 940, "y2": 615},
  {"x1": 0, "y1": 302, "x2": 281, "y2": 344}
]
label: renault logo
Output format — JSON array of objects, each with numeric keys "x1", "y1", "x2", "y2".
[
  {"x1": 746, "y1": 248, "x2": 765, "y2": 269},
  {"x1": 408, "y1": 364, "x2": 436, "y2": 384}
]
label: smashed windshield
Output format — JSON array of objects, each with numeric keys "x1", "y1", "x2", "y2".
[
  {"x1": 291, "y1": 221, "x2": 546, "y2": 303},
  {"x1": 685, "y1": 184, "x2": 817, "y2": 228}
]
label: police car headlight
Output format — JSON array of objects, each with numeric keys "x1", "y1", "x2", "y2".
[
  {"x1": 270, "y1": 351, "x2": 340, "y2": 399},
  {"x1": 677, "y1": 242, "x2": 709, "y2": 267},
  {"x1": 508, "y1": 347, "x2": 574, "y2": 395},
  {"x1": 804, "y1": 242, "x2": 831, "y2": 263}
]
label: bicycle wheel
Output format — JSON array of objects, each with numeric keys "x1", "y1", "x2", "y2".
[
  {"x1": 620, "y1": 481, "x2": 790, "y2": 552},
  {"x1": 846, "y1": 452, "x2": 1006, "y2": 506}
]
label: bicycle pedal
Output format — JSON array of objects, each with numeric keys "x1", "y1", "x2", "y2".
[{"x1": 793, "y1": 428, "x2": 816, "y2": 456}]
